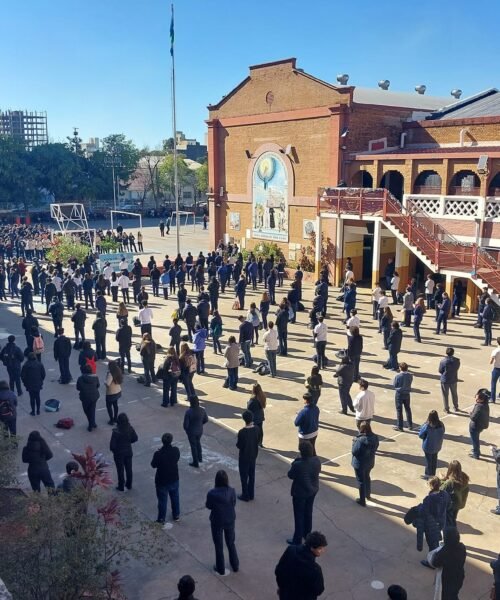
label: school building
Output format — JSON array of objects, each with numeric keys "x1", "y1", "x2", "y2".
[{"x1": 206, "y1": 58, "x2": 500, "y2": 309}]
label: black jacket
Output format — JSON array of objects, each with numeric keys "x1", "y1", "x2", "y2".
[
  {"x1": 22, "y1": 437, "x2": 53, "y2": 472},
  {"x1": 470, "y1": 402, "x2": 489, "y2": 431},
  {"x1": 334, "y1": 362, "x2": 354, "y2": 387},
  {"x1": 247, "y1": 397, "x2": 265, "y2": 426},
  {"x1": 239, "y1": 321, "x2": 254, "y2": 343},
  {"x1": 275, "y1": 544, "x2": 324, "y2": 600},
  {"x1": 110, "y1": 425, "x2": 138, "y2": 458},
  {"x1": 183, "y1": 406, "x2": 208, "y2": 437},
  {"x1": 116, "y1": 324, "x2": 132, "y2": 349},
  {"x1": 22, "y1": 314, "x2": 39, "y2": 335},
  {"x1": 347, "y1": 334, "x2": 363, "y2": 359},
  {"x1": 183, "y1": 303, "x2": 198, "y2": 325},
  {"x1": 54, "y1": 335, "x2": 72, "y2": 360},
  {"x1": 431, "y1": 541, "x2": 466, "y2": 597},
  {"x1": 275, "y1": 308, "x2": 289, "y2": 331},
  {"x1": 92, "y1": 315, "x2": 107, "y2": 338},
  {"x1": 236, "y1": 426, "x2": 259, "y2": 463},
  {"x1": 288, "y1": 455, "x2": 321, "y2": 498},
  {"x1": 79, "y1": 347, "x2": 97, "y2": 370},
  {"x1": 151, "y1": 444, "x2": 180, "y2": 485},
  {"x1": 206, "y1": 486, "x2": 236, "y2": 528},
  {"x1": 0, "y1": 342, "x2": 24, "y2": 371},
  {"x1": 388, "y1": 328, "x2": 403, "y2": 353},
  {"x1": 72, "y1": 307, "x2": 87, "y2": 328},
  {"x1": 197, "y1": 299, "x2": 210, "y2": 320},
  {"x1": 76, "y1": 373, "x2": 100, "y2": 404},
  {"x1": 351, "y1": 432, "x2": 379, "y2": 470},
  {"x1": 21, "y1": 357, "x2": 46, "y2": 392}
]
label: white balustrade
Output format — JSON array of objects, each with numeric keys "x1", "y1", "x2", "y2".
[{"x1": 404, "y1": 194, "x2": 500, "y2": 222}]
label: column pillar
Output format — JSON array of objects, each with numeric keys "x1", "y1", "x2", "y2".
[
  {"x1": 465, "y1": 278, "x2": 477, "y2": 314},
  {"x1": 335, "y1": 218, "x2": 344, "y2": 286},
  {"x1": 395, "y1": 239, "x2": 410, "y2": 286},
  {"x1": 207, "y1": 119, "x2": 221, "y2": 250},
  {"x1": 314, "y1": 215, "x2": 322, "y2": 280},
  {"x1": 372, "y1": 219, "x2": 382, "y2": 287},
  {"x1": 445, "y1": 274, "x2": 454, "y2": 317}
]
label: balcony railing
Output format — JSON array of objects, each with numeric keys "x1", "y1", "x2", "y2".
[{"x1": 404, "y1": 194, "x2": 500, "y2": 221}]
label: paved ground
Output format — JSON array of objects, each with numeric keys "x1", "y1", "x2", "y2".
[{"x1": 4, "y1": 225, "x2": 499, "y2": 600}]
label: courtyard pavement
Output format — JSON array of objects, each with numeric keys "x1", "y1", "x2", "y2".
[{"x1": 3, "y1": 224, "x2": 499, "y2": 600}]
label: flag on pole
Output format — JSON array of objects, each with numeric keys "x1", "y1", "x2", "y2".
[{"x1": 170, "y1": 4, "x2": 174, "y2": 57}]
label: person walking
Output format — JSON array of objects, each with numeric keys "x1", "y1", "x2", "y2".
[
  {"x1": 469, "y1": 389, "x2": 489, "y2": 459},
  {"x1": 384, "y1": 321, "x2": 402, "y2": 371},
  {"x1": 262, "y1": 320, "x2": 278, "y2": 377},
  {"x1": 223, "y1": 336, "x2": 240, "y2": 391},
  {"x1": 236, "y1": 410, "x2": 259, "y2": 502},
  {"x1": 0, "y1": 335, "x2": 24, "y2": 396},
  {"x1": 22, "y1": 430, "x2": 55, "y2": 492},
  {"x1": 206, "y1": 470, "x2": 239, "y2": 576},
  {"x1": 439, "y1": 347, "x2": 460, "y2": 413},
  {"x1": 436, "y1": 292, "x2": 451, "y2": 334},
  {"x1": 275, "y1": 531, "x2": 327, "y2": 600},
  {"x1": 76, "y1": 364, "x2": 100, "y2": 431},
  {"x1": 247, "y1": 383, "x2": 266, "y2": 447},
  {"x1": 428, "y1": 526, "x2": 466, "y2": 599},
  {"x1": 160, "y1": 347, "x2": 181, "y2": 407},
  {"x1": 52, "y1": 328, "x2": 72, "y2": 384},
  {"x1": 105, "y1": 360, "x2": 123, "y2": 425},
  {"x1": 92, "y1": 311, "x2": 107, "y2": 360},
  {"x1": 347, "y1": 326, "x2": 363, "y2": 380},
  {"x1": 21, "y1": 352, "x2": 46, "y2": 416},
  {"x1": 393, "y1": 362, "x2": 414, "y2": 431},
  {"x1": 352, "y1": 379, "x2": 375, "y2": 430},
  {"x1": 116, "y1": 318, "x2": 133, "y2": 373},
  {"x1": 294, "y1": 393, "x2": 320, "y2": 455},
  {"x1": 110, "y1": 413, "x2": 138, "y2": 492},
  {"x1": 334, "y1": 356, "x2": 355, "y2": 415},
  {"x1": 286, "y1": 441, "x2": 321, "y2": 546},
  {"x1": 139, "y1": 333, "x2": 156, "y2": 387},
  {"x1": 351, "y1": 421, "x2": 379, "y2": 506},
  {"x1": 151, "y1": 432, "x2": 180, "y2": 524},
  {"x1": 439, "y1": 461, "x2": 469, "y2": 526},
  {"x1": 313, "y1": 316, "x2": 327, "y2": 370},
  {"x1": 0, "y1": 380, "x2": 17, "y2": 435},
  {"x1": 183, "y1": 396, "x2": 208, "y2": 468},
  {"x1": 419, "y1": 410, "x2": 445, "y2": 479}
]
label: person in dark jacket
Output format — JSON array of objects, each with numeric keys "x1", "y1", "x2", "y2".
[
  {"x1": 294, "y1": 393, "x2": 320, "y2": 456},
  {"x1": 53, "y1": 328, "x2": 72, "y2": 384},
  {"x1": 21, "y1": 309, "x2": 39, "y2": 349},
  {"x1": 169, "y1": 318, "x2": 182, "y2": 355},
  {"x1": 420, "y1": 476, "x2": 451, "y2": 566},
  {"x1": 110, "y1": 412, "x2": 138, "y2": 491},
  {"x1": 490, "y1": 553, "x2": 500, "y2": 600},
  {"x1": 22, "y1": 430, "x2": 55, "y2": 492},
  {"x1": 183, "y1": 299, "x2": 198, "y2": 341},
  {"x1": 287, "y1": 441, "x2": 321, "y2": 545},
  {"x1": 71, "y1": 303, "x2": 87, "y2": 348},
  {"x1": 21, "y1": 352, "x2": 46, "y2": 416},
  {"x1": 0, "y1": 380, "x2": 17, "y2": 434},
  {"x1": 429, "y1": 526, "x2": 466, "y2": 599},
  {"x1": 482, "y1": 298, "x2": 496, "y2": 346},
  {"x1": 236, "y1": 410, "x2": 259, "y2": 502},
  {"x1": 384, "y1": 321, "x2": 402, "y2": 371},
  {"x1": 438, "y1": 347, "x2": 460, "y2": 413},
  {"x1": 0, "y1": 335, "x2": 24, "y2": 396},
  {"x1": 197, "y1": 296, "x2": 210, "y2": 331},
  {"x1": 334, "y1": 356, "x2": 355, "y2": 414},
  {"x1": 238, "y1": 315, "x2": 254, "y2": 367},
  {"x1": 347, "y1": 326, "x2": 363, "y2": 381},
  {"x1": 351, "y1": 421, "x2": 379, "y2": 506},
  {"x1": 151, "y1": 432, "x2": 180, "y2": 523},
  {"x1": 419, "y1": 410, "x2": 445, "y2": 478},
  {"x1": 183, "y1": 396, "x2": 208, "y2": 468},
  {"x1": 116, "y1": 318, "x2": 132, "y2": 373},
  {"x1": 175, "y1": 575, "x2": 199, "y2": 600},
  {"x1": 275, "y1": 531, "x2": 327, "y2": 600},
  {"x1": 247, "y1": 383, "x2": 266, "y2": 446},
  {"x1": 92, "y1": 311, "x2": 107, "y2": 359},
  {"x1": 206, "y1": 469, "x2": 239, "y2": 575},
  {"x1": 208, "y1": 276, "x2": 220, "y2": 312},
  {"x1": 76, "y1": 364, "x2": 100, "y2": 431},
  {"x1": 436, "y1": 291, "x2": 451, "y2": 334},
  {"x1": 393, "y1": 362, "x2": 413, "y2": 431},
  {"x1": 343, "y1": 283, "x2": 357, "y2": 321},
  {"x1": 469, "y1": 389, "x2": 490, "y2": 459},
  {"x1": 235, "y1": 274, "x2": 247, "y2": 310},
  {"x1": 78, "y1": 341, "x2": 97, "y2": 374},
  {"x1": 48, "y1": 296, "x2": 64, "y2": 336},
  {"x1": 276, "y1": 301, "x2": 289, "y2": 357}
]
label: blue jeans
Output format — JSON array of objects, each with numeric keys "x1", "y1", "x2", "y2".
[
  {"x1": 424, "y1": 452, "x2": 438, "y2": 476},
  {"x1": 162, "y1": 374, "x2": 178, "y2": 406},
  {"x1": 491, "y1": 367, "x2": 500, "y2": 402},
  {"x1": 413, "y1": 320, "x2": 422, "y2": 342},
  {"x1": 225, "y1": 367, "x2": 238, "y2": 390},
  {"x1": 278, "y1": 330, "x2": 287, "y2": 356},
  {"x1": 211, "y1": 523, "x2": 239, "y2": 574},
  {"x1": 354, "y1": 466, "x2": 372, "y2": 504},
  {"x1": 156, "y1": 480, "x2": 180, "y2": 522},
  {"x1": 241, "y1": 340, "x2": 252, "y2": 367},
  {"x1": 265, "y1": 349, "x2": 277, "y2": 377},
  {"x1": 484, "y1": 320, "x2": 493, "y2": 345},
  {"x1": 436, "y1": 313, "x2": 447, "y2": 334},
  {"x1": 387, "y1": 352, "x2": 398, "y2": 370},
  {"x1": 195, "y1": 350, "x2": 205, "y2": 373},
  {"x1": 469, "y1": 424, "x2": 481, "y2": 458}
]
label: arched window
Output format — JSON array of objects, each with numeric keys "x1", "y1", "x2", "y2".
[
  {"x1": 488, "y1": 172, "x2": 500, "y2": 197},
  {"x1": 380, "y1": 170, "x2": 404, "y2": 201},
  {"x1": 350, "y1": 170, "x2": 373, "y2": 188},
  {"x1": 413, "y1": 170, "x2": 442, "y2": 194},
  {"x1": 448, "y1": 170, "x2": 480, "y2": 195}
]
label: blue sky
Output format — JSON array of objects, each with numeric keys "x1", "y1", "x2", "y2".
[{"x1": 1, "y1": 0, "x2": 497, "y2": 148}]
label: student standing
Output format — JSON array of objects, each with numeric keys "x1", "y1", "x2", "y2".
[
  {"x1": 110, "y1": 413, "x2": 138, "y2": 492},
  {"x1": 206, "y1": 470, "x2": 239, "y2": 576},
  {"x1": 53, "y1": 328, "x2": 72, "y2": 384},
  {"x1": 393, "y1": 362, "x2": 413, "y2": 431},
  {"x1": 352, "y1": 379, "x2": 375, "y2": 430},
  {"x1": 469, "y1": 389, "x2": 489, "y2": 460},
  {"x1": 384, "y1": 321, "x2": 402, "y2": 371},
  {"x1": 151, "y1": 433, "x2": 180, "y2": 524},
  {"x1": 425, "y1": 274, "x2": 435, "y2": 310},
  {"x1": 439, "y1": 461, "x2": 469, "y2": 526},
  {"x1": 294, "y1": 393, "x2": 320, "y2": 455},
  {"x1": 236, "y1": 410, "x2": 259, "y2": 502},
  {"x1": 351, "y1": 421, "x2": 379, "y2": 506},
  {"x1": 21, "y1": 352, "x2": 46, "y2": 416},
  {"x1": 223, "y1": 336, "x2": 240, "y2": 391},
  {"x1": 105, "y1": 360, "x2": 123, "y2": 425},
  {"x1": 334, "y1": 356, "x2": 355, "y2": 415},
  {"x1": 306, "y1": 366, "x2": 323, "y2": 406},
  {"x1": 419, "y1": 410, "x2": 445, "y2": 478},
  {"x1": 77, "y1": 364, "x2": 100, "y2": 431},
  {"x1": 436, "y1": 292, "x2": 451, "y2": 334},
  {"x1": 139, "y1": 333, "x2": 156, "y2": 387},
  {"x1": 183, "y1": 396, "x2": 208, "y2": 468},
  {"x1": 428, "y1": 527, "x2": 466, "y2": 599},
  {"x1": 313, "y1": 316, "x2": 327, "y2": 370},
  {"x1": 0, "y1": 380, "x2": 17, "y2": 434},
  {"x1": 413, "y1": 297, "x2": 425, "y2": 343},
  {"x1": 347, "y1": 326, "x2": 363, "y2": 380},
  {"x1": 490, "y1": 337, "x2": 500, "y2": 403},
  {"x1": 22, "y1": 430, "x2": 55, "y2": 492},
  {"x1": 116, "y1": 318, "x2": 132, "y2": 373},
  {"x1": 247, "y1": 383, "x2": 266, "y2": 447},
  {"x1": 438, "y1": 347, "x2": 460, "y2": 413},
  {"x1": 160, "y1": 347, "x2": 181, "y2": 407},
  {"x1": 262, "y1": 321, "x2": 278, "y2": 377}
]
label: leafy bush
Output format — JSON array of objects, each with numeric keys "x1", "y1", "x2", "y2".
[
  {"x1": 242, "y1": 241, "x2": 286, "y2": 263},
  {"x1": 99, "y1": 238, "x2": 120, "y2": 253},
  {"x1": 46, "y1": 235, "x2": 90, "y2": 264}
]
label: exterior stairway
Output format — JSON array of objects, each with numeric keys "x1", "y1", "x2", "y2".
[{"x1": 320, "y1": 188, "x2": 500, "y2": 297}]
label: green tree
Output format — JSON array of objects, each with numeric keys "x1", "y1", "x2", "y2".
[
  {"x1": 194, "y1": 162, "x2": 208, "y2": 195},
  {"x1": 162, "y1": 137, "x2": 175, "y2": 153},
  {"x1": 102, "y1": 134, "x2": 140, "y2": 185},
  {"x1": 29, "y1": 143, "x2": 84, "y2": 202},
  {"x1": 0, "y1": 136, "x2": 40, "y2": 213},
  {"x1": 158, "y1": 154, "x2": 191, "y2": 203},
  {"x1": 46, "y1": 235, "x2": 91, "y2": 264}
]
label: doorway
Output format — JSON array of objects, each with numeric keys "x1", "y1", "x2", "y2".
[{"x1": 362, "y1": 234, "x2": 374, "y2": 281}]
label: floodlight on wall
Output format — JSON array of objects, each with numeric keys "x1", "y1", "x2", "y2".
[
  {"x1": 219, "y1": 186, "x2": 225, "y2": 196},
  {"x1": 477, "y1": 155, "x2": 489, "y2": 175},
  {"x1": 279, "y1": 144, "x2": 294, "y2": 156},
  {"x1": 336, "y1": 73, "x2": 349, "y2": 85},
  {"x1": 245, "y1": 149, "x2": 253, "y2": 159},
  {"x1": 340, "y1": 127, "x2": 349, "y2": 138},
  {"x1": 451, "y1": 89, "x2": 462, "y2": 99},
  {"x1": 415, "y1": 84, "x2": 427, "y2": 95},
  {"x1": 378, "y1": 80, "x2": 390, "y2": 90}
]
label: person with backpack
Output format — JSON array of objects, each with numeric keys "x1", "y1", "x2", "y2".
[
  {"x1": 110, "y1": 413, "x2": 138, "y2": 492},
  {"x1": 105, "y1": 360, "x2": 123, "y2": 425},
  {"x1": 22, "y1": 430, "x2": 55, "y2": 492},
  {"x1": 160, "y1": 347, "x2": 181, "y2": 407},
  {"x1": 179, "y1": 342, "x2": 197, "y2": 397},
  {"x1": 183, "y1": 395, "x2": 208, "y2": 468},
  {"x1": 78, "y1": 341, "x2": 97, "y2": 375},
  {"x1": 139, "y1": 332, "x2": 157, "y2": 387},
  {"x1": 193, "y1": 324, "x2": 208, "y2": 375},
  {"x1": 53, "y1": 328, "x2": 72, "y2": 384},
  {"x1": 0, "y1": 335, "x2": 24, "y2": 396},
  {"x1": 48, "y1": 296, "x2": 64, "y2": 336},
  {"x1": 31, "y1": 328, "x2": 45, "y2": 362},
  {"x1": 21, "y1": 352, "x2": 46, "y2": 416},
  {"x1": 92, "y1": 311, "x2": 107, "y2": 360},
  {"x1": 0, "y1": 380, "x2": 17, "y2": 434},
  {"x1": 439, "y1": 460, "x2": 470, "y2": 526},
  {"x1": 77, "y1": 364, "x2": 100, "y2": 431},
  {"x1": 71, "y1": 303, "x2": 87, "y2": 349},
  {"x1": 469, "y1": 389, "x2": 490, "y2": 460},
  {"x1": 116, "y1": 318, "x2": 133, "y2": 373}
]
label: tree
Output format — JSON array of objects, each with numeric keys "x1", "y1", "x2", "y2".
[
  {"x1": 29, "y1": 143, "x2": 85, "y2": 202},
  {"x1": 158, "y1": 154, "x2": 191, "y2": 204},
  {"x1": 0, "y1": 136, "x2": 40, "y2": 213},
  {"x1": 102, "y1": 134, "x2": 140, "y2": 186},
  {"x1": 137, "y1": 150, "x2": 165, "y2": 210},
  {"x1": 162, "y1": 137, "x2": 175, "y2": 153},
  {"x1": 46, "y1": 235, "x2": 91, "y2": 264},
  {"x1": 194, "y1": 162, "x2": 208, "y2": 196}
]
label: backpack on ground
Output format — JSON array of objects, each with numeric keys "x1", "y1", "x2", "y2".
[
  {"x1": 55, "y1": 417, "x2": 74, "y2": 429},
  {"x1": 85, "y1": 355, "x2": 97, "y2": 374},
  {"x1": 45, "y1": 399, "x2": 61, "y2": 412},
  {"x1": 253, "y1": 360, "x2": 270, "y2": 376},
  {"x1": 0, "y1": 399, "x2": 14, "y2": 418}
]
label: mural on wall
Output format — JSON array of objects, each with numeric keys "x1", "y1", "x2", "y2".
[
  {"x1": 229, "y1": 212, "x2": 240, "y2": 231},
  {"x1": 252, "y1": 152, "x2": 288, "y2": 242}
]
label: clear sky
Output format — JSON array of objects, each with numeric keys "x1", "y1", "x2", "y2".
[{"x1": 1, "y1": 0, "x2": 497, "y2": 149}]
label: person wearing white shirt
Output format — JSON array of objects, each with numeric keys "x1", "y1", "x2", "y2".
[
  {"x1": 352, "y1": 379, "x2": 375, "y2": 429},
  {"x1": 372, "y1": 286, "x2": 382, "y2": 319},
  {"x1": 119, "y1": 258, "x2": 128, "y2": 272},
  {"x1": 117, "y1": 273, "x2": 130, "y2": 304},
  {"x1": 103, "y1": 263, "x2": 113, "y2": 296},
  {"x1": 346, "y1": 310, "x2": 360, "y2": 337},
  {"x1": 377, "y1": 291, "x2": 389, "y2": 332},
  {"x1": 344, "y1": 269, "x2": 354, "y2": 285},
  {"x1": 52, "y1": 274, "x2": 63, "y2": 299},
  {"x1": 313, "y1": 316, "x2": 328, "y2": 370},
  {"x1": 138, "y1": 301, "x2": 154, "y2": 335},
  {"x1": 72, "y1": 273, "x2": 83, "y2": 301},
  {"x1": 490, "y1": 338, "x2": 500, "y2": 402},
  {"x1": 390, "y1": 272, "x2": 400, "y2": 305},
  {"x1": 262, "y1": 321, "x2": 279, "y2": 377},
  {"x1": 425, "y1": 274, "x2": 435, "y2": 310}
]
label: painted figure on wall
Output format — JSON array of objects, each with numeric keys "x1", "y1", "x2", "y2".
[{"x1": 252, "y1": 152, "x2": 288, "y2": 242}]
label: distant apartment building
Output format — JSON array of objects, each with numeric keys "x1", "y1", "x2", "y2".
[
  {"x1": 82, "y1": 137, "x2": 100, "y2": 157},
  {"x1": 0, "y1": 110, "x2": 48, "y2": 148},
  {"x1": 176, "y1": 130, "x2": 207, "y2": 162}
]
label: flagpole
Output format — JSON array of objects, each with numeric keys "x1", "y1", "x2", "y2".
[{"x1": 170, "y1": 2, "x2": 180, "y2": 255}]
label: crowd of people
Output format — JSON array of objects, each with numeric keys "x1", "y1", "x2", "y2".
[{"x1": 0, "y1": 225, "x2": 498, "y2": 599}]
